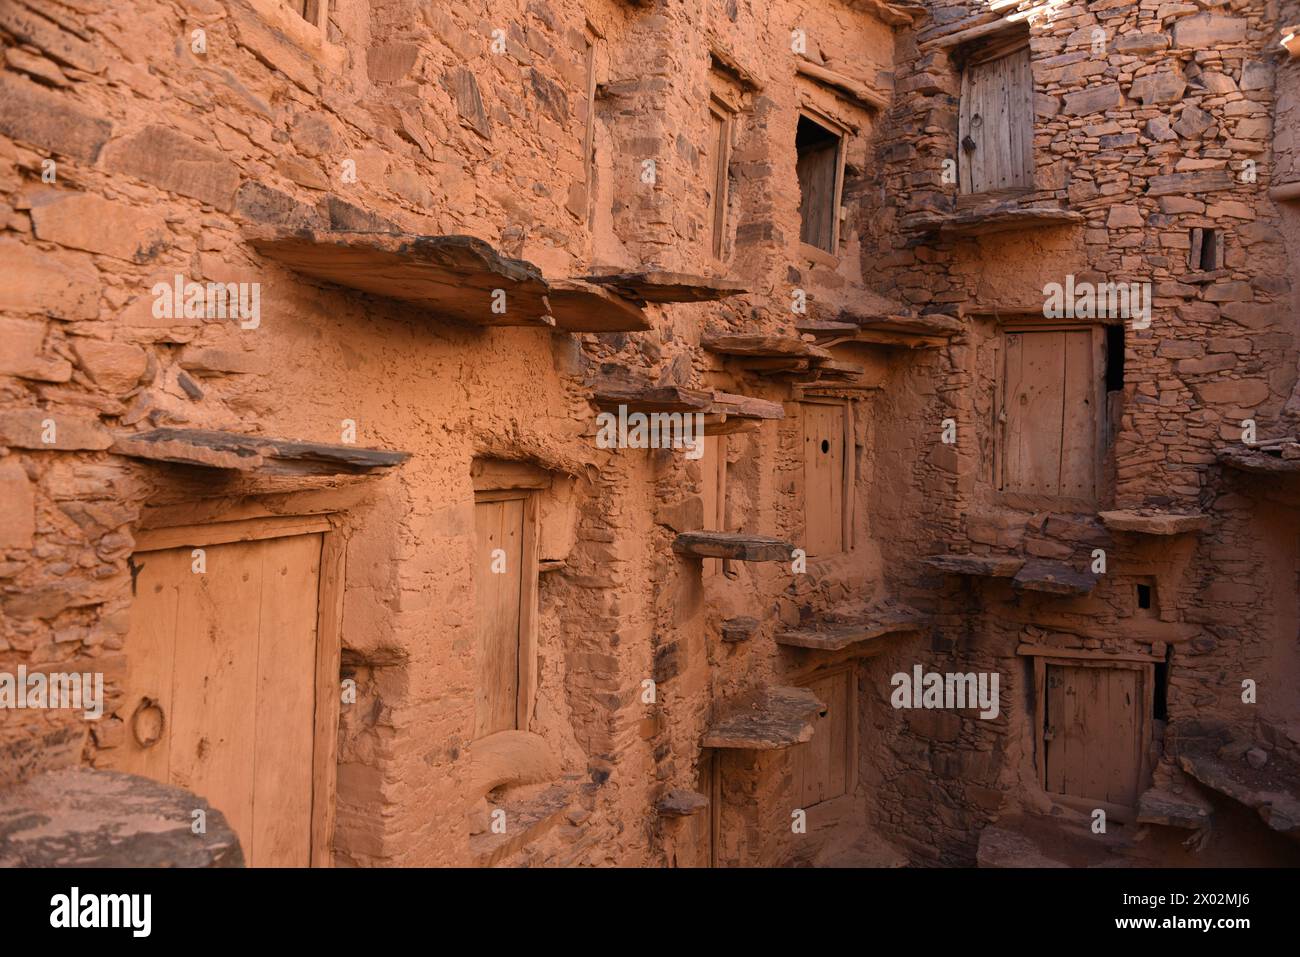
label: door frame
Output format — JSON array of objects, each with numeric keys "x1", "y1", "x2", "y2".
[
  {"x1": 1027, "y1": 652, "x2": 1155, "y2": 822},
  {"x1": 132, "y1": 514, "x2": 345, "y2": 867},
  {"x1": 471, "y1": 461, "x2": 544, "y2": 734}
]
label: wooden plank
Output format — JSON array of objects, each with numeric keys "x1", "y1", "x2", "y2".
[
  {"x1": 1017, "y1": 643, "x2": 1162, "y2": 664},
  {"x1": 797, "y1": 136, "x2": 838, "y2": 251},
  {"x1": 474, "y1": 498, "x2": 525, "y2": 737},
  {"x1": 708, "y1": 106, "x2": 730, "y2": 260},
  {"x1": 311, "y1": 528, "x2": 345, "y2": 867},
  {"x1": 794, "y1": 59, "x2": 887, "y2": 111},
  {"x1": 1002, "y1": 330, "x2": 1065, "y2": 495},
  {"x1": 135, "y1": 515, "x2": 332, "y2": 552},
  {"x1": 167, "y1": 538, "x2": 264, "y2": 864},
  {"x1": 111, "y1": 547, "x2": 185, "y2": 785},
  {"x1": 804, "y1": 403, "x2": 845, "y2": 555},
  {"x1": 1060, "y1": 328, "x2": 1096, "y2": 499},
  {"x1": 251, "y1": 532, "x2": 321, "y2": 866}
]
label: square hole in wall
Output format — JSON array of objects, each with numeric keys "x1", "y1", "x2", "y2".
[
  {"x1": 1134, "y1": 577, "x2": 1158, "y2": 618},
  {"x1": 1189, "y1": 227, "x2": 1222, "y2": 272}
]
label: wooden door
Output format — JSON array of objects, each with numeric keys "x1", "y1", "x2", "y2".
[
  {"x1": 803, "y1": 403, "x2": 845, "y2": 555},
  {"x1": 115, "y1": 528, "x2": 326, "y2": 866},
  {"x1": 959, "y1": 45, "x2": 1034, "y2": 194},
  {"x1": 707, "y1": 105, "x2": 730, "y2": 259},
  {"x1": 1044, "y1": 664, "x2": 1144, "y2": 808},
  {"x1": 1000, "y1": 328, "x2": 1098, "y2": 500},
  {"x1": 473, "y1": 494, "x2": 535, "y2": 738},
  {"x1": 791, "y1": 669, "x2": 853, "y2": 808}
]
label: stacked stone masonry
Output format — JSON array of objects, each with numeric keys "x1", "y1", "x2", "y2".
[{"x1": 0, "y1": 0, "x2": 1297, "y2": 868}]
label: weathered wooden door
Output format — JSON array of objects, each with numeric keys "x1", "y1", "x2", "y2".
[
  {"x1": 473, "y1": 494, "x2": 534, "y2": 737},
  {"x1": 791, "y1": 669, "x2": 852, "y2": 808},
  {"x1": 803, "y1": 403, "x2": 846, "y2": 555},
  {"x1": 1044, "y1": 664, "x2": 1144, "y2": 808},
  {"x1": 116, "y1": 527, "x2": 328, "y2": 866},
  {"x1": 1000, "y1": 328, "x2": 1099, "y2": 500},
  {"x1": 959, "y1": 45, "x2": 1034, "y2": 194}
]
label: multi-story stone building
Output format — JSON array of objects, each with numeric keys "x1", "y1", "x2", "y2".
[{"x1": 0, "y1": 0, "x2": 1297, "y2": 867}]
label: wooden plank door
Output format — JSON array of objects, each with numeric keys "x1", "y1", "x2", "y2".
[
  {"x1": 797, "y1": 141, "x2": 839, "y2": 250},
  {"x1": 115, "y1": 531, "x2": 324, "y2": 866},
  {"x1": 1000, "y1": 329, "x2": 1097, "y2": 499},
  {"x1": 960, "y1": 46, "x2": 1034, "y2": 194},
  {"x1": 803, "y1": 403, "x2": 845, "y2": 556},
  {"x1": 1044, "y1": 664, "x2": 1143, "y2": 808},
  {"x1": 791, "y1": 669, "x2": 852, "y2": 808},
  {"x1": 473, "y1": 494, "x2": 534, "y2": 738}
]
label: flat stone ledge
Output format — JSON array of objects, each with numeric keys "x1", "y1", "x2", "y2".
[
  {"x1": 703, "y1": 686, "x2": 824, "y2": 750},
  {"x1": 0, "y1": 768, "x2": 244, "y2": 867},
  {"x1": 924, "y1": 553, "x2": 1025, "y2": 578},
  {"x1": 1099, "y1": 509, "x2": 1209, "y2": 535},
  {"x1": 581, "y1": 270, "x2": 747, "y2": 304},
  {"x1": 1012, "y1": 559, "x2": 1097, "y2": 596},
  {"x1": 672, "y1": 531, "x2": 795, "y2": 562},
  {"x1": 112, "y1": 428, "x2": 410, "y2": 475},
  {"x1": 656, "y1": 789, "x2": 709, "y2": 817},
  {"x1": 776, "y1": 603, "x2": 926, "y2": 652},
  {"x1": 1136, "y1": 786, "x2": 1214, "y2": 830}
]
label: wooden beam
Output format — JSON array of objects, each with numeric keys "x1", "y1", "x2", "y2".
[
  {"x1": 918, "y1": 8, "x2": 1037, "y2": 52},
  {"x1": 709, "y1": 40, "x2": 763, "y2": 91},
  {"x1": 1016, "y1": 643, "x2": 1162, "y2": 663},
  {"x1": 795, "y1": 58, "x2": 888, "y2": 111}
]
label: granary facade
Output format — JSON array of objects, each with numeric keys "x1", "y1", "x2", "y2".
[{"x1": 0, "y1": 0, "x2": 1298, "y2": 868}]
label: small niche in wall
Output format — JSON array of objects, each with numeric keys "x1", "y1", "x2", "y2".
[
  {"x1": 1189, "y1": 227, "x2": 1223, "y2": 272},
  {"x1": 1134, "y1": 578, "x2": 1157, "y2": 618}
]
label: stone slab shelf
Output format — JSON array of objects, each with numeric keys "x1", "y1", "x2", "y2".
[
  {"x1": 704, "y1": 391, "x2": 785, "y2": 433},
  {"x1": 776, "y1": 605, "x2": 926, "y2": 652},
  {"x1": 592, "y1": 381, "x2": 712, "y2": 414},
  {"x1": 469, "y1": 781, "x2": 577, "y2": 867},
  {"x1": 672, "y1": 531, "x2": 795, "y2": 562},
  {"x1": 656, "y1": 789, "x2": 709, "y2": 817},
  {"x1": 0, "y1": 769, "x2": 244, "y2": 867},
  {"x1": 925, "y1": 553, "x2": 1025, "y2": 578},
  {"x1": 798, "y1": 310, "x2": 962, "y2": 349},
  {"x1": 547, "y1": 278, "x2": 651, "y2": 332},
  {"x1": 901, "y1": 204, "x2": 1085, "y2": 238},
  {"x1": 702, "y1": 686, "x2": 824, "y2": 750},
  {"x1": 1177, "y1": 751, "x2": 1300, "y2": 838},
  {"x1": 246, "y1": 228, "x2": 555, "y2": 327},
  {"x1": 703, "y1": 334, "x2": 832, "y2": 361},
  {"x1": 1098, "y1": 509, "x2": 1209, "y2": 535},
  {"x1": 1011, "y1": 559, "x2": 1097, "y2": 596},
  {"x1": 112, "y1": 428, "x2": 411, "y2": 476},
  {"x1": 1136, "y1": 786, "x2": 1213, "y2": 831},
  {"x1": 581, "y1": 270, "x2": 747, "y2": 304},
  {"x1": 721, "y1": 616, "x2": 761, "y2": 642},
  {"x1": 1219, "y1": 444, "x2": 1300, "y2": 475}
]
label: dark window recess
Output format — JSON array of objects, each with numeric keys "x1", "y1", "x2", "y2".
[
  {"x1": 1189, "y1": 227, "x2": 1222, "y2": 271},
  {"x1": 1136, "y1": 583, "x2": 1152, "y2": 610},
  {"x1": 1152, "y1": 658, "x2": 1169, "y2": 722},
  {"x1": 1105, "y1": 324, "x2": 1125, "y2": 392},
  {"x1": 796, "y1": 115, "x2": 841, "y2": 253}
]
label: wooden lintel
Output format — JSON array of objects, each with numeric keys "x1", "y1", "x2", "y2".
[
  {"x1": 709, "y1": 40, "x2": 763, "y2": 91},
  {"x1": 795, "y1": 58, "x2": 888, "y2": 111},
  {"x1": 1016, "y1": 643, "x2": 1163, "y2": 663},
  {"x1": 918, "y1": 8, "x2": 1038, "y2": 52},
  {"x1": 112, "y1": 428, "x2": 411, "y2": 476}
]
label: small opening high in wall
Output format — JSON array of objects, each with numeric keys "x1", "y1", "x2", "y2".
[{"x1": 796, "y1": 114, "x2": 843, "y2": 253}]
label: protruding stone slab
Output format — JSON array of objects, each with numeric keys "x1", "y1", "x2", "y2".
[
  {"x1": 547, "y1": 279, "x2": 651, "y2": 332},
  {"x1": 1099, "y1": 509, "x2": 1210, "y2": 535},
  {"x1": 582, "y1": 271, "x2": 747, "y2": 303},
  {"x1": 656, "y1": 789, "x2": 709, "y2": 817},
  {"x1": 1012, "y1": 559, "x2": 1097, "y2": 596},
  {"x1": 776, "y1": 604, "x2": 926, "y2": 651},
  {"x1": 1137, "y1": 786, "x2": 1214, "y2": 830},
  {"x1": 703, "y1": 686, "x2": 824, "y2": 750},
  {"x1": 801, "y1": 309, "x2": 963, "y2": 349},
  {"x1": 721, "y1": 616, "x2": 761, "y2": 643},
  {"x1": 703, "y1": 334, "x2": 833, "y2": 361},
  {"x1": 0, "y1": 768, "x2": 244, "y2": 867},
  {"x1": 1218, "y1": 445, "x2": 1300, "y2": 474},
  {"x1": 112, "y1": 428, "x2": 411, "y2": 475},
  {"x1": 673, "y1": 531, "x2": 795, "y2": 562},
  {"x1": 246, "y1": 228, "x2": 555, "y2": 327},
  {"x1": 1177, "y1": 752, "x2": 1300, "y2": 838},
  {"x1": 925, "y1": 554, "x2": 1025, "y2": 578},
  {"x1": 592, "y1": 381, "x2": 713, "y2": 414}
]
